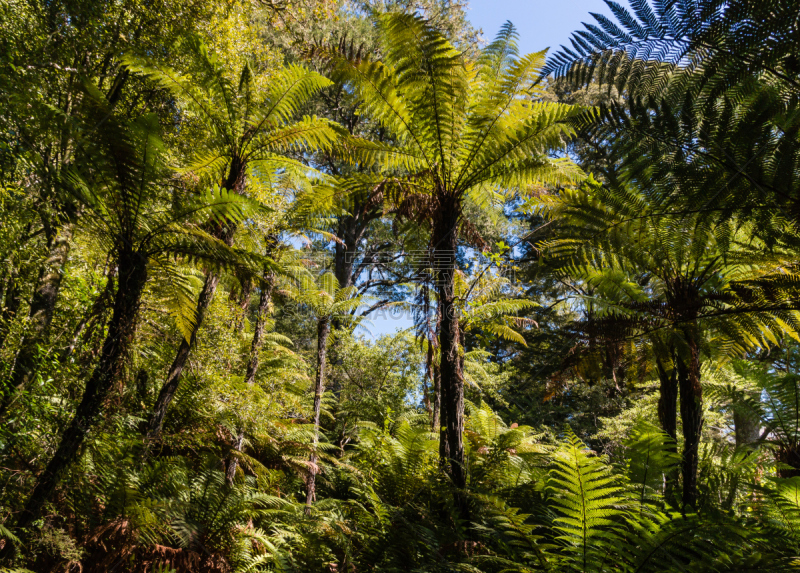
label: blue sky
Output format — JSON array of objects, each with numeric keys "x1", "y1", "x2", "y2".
[
  {"x1": 467, "y1": 0, "x2": 614, "y2": 57},
  {"x1": 365, "y1": 0, "x2": 617, "y2": 339}
]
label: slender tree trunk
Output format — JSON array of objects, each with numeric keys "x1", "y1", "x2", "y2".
[
  {"x1": 146, "y1": 271, "x2": 220, "y2": 440},
  {"x1": 423, "y1": 342, "x2": 433, "y2": 415},
  {"x1": 334, "y1": 218, "x2": 357, "y2": 290},
  {"x1": 146, "y1": 160, "x2": 244, "y2": 441},
  {"x1": 733, "y1": 390, "x2": 761, "y2": 449},
  {"x1": 230, "y1": 274, "x2": 252, "y2": 331},
  {"x1": 433, "y1": 201, "x2": 465, "y2": 489},
  {"x1": 0, "y1": 269, "x2": 116, "y2": 419},
  {"x1": 242, "y1": 275, "x2": 274, "y2": 387},
  {"x1": 430, "y1": 310, "x2": 442, "y2": 433},
  {"x1": 330, "y1": 218, "x2": 363, "y2": 402},
  {"x1": 4, "y1": 223, "x2": 73, "y2": 407},
  {"x1": 432, "y1": 362, "x2": 442, "y2": 434},
  {"x1": 677, "y1": 325, "x2": 703, "y2": 510},
  {"x1": 724, "y1": 387, "x2": 761, "y2": 510},
  {"x1": 0, "y1": 263, "x2": 22, "y2": 350},
  {"x1": 135, "y1": 368, "x2": 150, "y2": 406},
  {"x1": 307, "y1": 316, "x2": 331, "y2": 510},
  {"x1": 655, "y1": 354, "x2": 679, "y2": 504},
  {"x1": 226, "y1": 274, "x2": 274, "y2": 484},
  {"x1": 15, "y1": 249, "x2": 148, "y2": 531}
]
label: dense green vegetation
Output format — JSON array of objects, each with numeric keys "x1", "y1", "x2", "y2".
[{"x1": 1, "y1": 0, "x2": 799, "y2": 570}]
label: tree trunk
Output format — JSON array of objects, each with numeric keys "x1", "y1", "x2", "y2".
[
  {"x1": 776, "y1": 445, "x2": 800, "y2": 478},
  {"x1": 4, "y1": 223, "x2": 73, "y2": 408},
  {"x1": 334, "y1": 217, "x2": 358, "y2": 290},
  {"x1": 677, "y1": 326, "x2": 703, "y2": 510},
  {"x1": 16, "y1": 249, "x2": 148, "y2": 531},
  {"x1": 146, "y1": 271, "x2": 220, "y2": 440},
  {"x1": 145, "y1": 159, "x2": 244, "y2": 441},
  {"x1": 333, "y1": 201, "x2": 377, "y2": 291},
  {"x1": 733, "y1": 390, "x2": 761, "y2": 449},
  {"x1": 0, "y1": 262, "x2": 23, "y2": 350},
  {"x1": 135, "y1": 368, "x2": 150, "y2": 406},
  {"x1": 330, "y1": 216, "x2": 364, "y2": 401},
  {"x1": 230, "y1": 274, "x2": 252, "y2": 331},
  {"x1": 423, "y1": 342, "x2": 433, "y2": 415},
  {"x1": 655, "y1": 354, "x2": 679, "y2": 504},
  {"x1": 243, "y1": 275, "x2": 274, "y2": 386},
  {"x1": 433, "y1": 202, "x2": 465, "y2": 489},
  {"x1": 432, "y1": 362, "x2": 442, "y2": 434},
  {"x1": 307, "y1": 316, "x2": 331, "y2": 509},
  {"x1": 226, "y1": 274, "x2": 274, "y2": 484}
]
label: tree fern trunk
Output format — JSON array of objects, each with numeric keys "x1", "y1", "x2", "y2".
[
  {"x1": 16, "y1": 249, "x2": 148, "y2": 531},
  {"x1": 307, "y1": 316, "x2": 331, "y2": 509},
  {"x1": 334, "y1": 217, "x2": 358, "y2": 290},
  {"x1": 423, "y1": 342, "x2": 433, "y2": 415},
  {"x1": 433, "y1": 203, "x2": 465, "y2": 489},
  {"x1": 776, "y1": 446, "x2": 800, "y2": 478},
  {"x1": 0, "y1": 260, "x2": 23, "y2": 350},
  {"x1": 432, "y1": 362, "x2": 442, "y2": 435},
  {"x1": 146, "y1": 271, "x2": 220, "y2": 441},
  {"x1": 146, "y1": 162, "x2": 243, "y2": 441},
  {"x1": 226, "y1": 273, "x2": 274, "y2": 484},
  {"x1": 678, "y1": 325, "x2": 703, "y2": 509},
  {"x1": 655, "y1": 354, "x2": 679, "y2": 505},
  {"x1": 243, "y1": 274, "x2": 274, "y2": 386},
  {"x1": 733, "y1": 390, "x2": 761, "y2": 448},
  {"x1": 232, "y1": 275, "x2": 253, "y2": 331},
  {"x1": 436, "y1": 359, "x2": 450, "y2": 469}
]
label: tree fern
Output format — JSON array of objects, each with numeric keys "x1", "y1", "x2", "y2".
[{"x1": 314, "y1": 13, "x2": 586, "y2": 488}]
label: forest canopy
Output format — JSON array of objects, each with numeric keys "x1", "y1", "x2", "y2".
[{"x1": 1, "y1": 0, "x2": 800, "y2": 571}]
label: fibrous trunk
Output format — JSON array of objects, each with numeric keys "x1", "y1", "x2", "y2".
[
  {"x1": 423, "y1": 341, "x2": 433, "y2": 415},
  {"x1": 733, "y1": 390, "x2": 761, "y2": 449},
  {"x1": 146, "y1": 271, "x2": 220, "y2": 440},
  {"x1": 0, "y1": 261, "x2": 22, "y2": 350},
  {"x1": 226, "y1": 273, "x2": 274, "y2": 484},
  {"x1": 432, "y1": 362, "x2": 441, "y2": 434},
  {"x1": 655, "y1": 354, "x2": 679, "y2": 504},
  {"x1": 677, "y1": 325, "x2": 703, "y2": 510},
  {"x1": 16, "y1": 249, "x2": 148, "y2": 530},
  {"x1": 146, "y1": 164, "x2": 243, "y2": 441},
  {"x1": 432, "y1": 201, "x2": 465, "y2": 489},
  {"x1": 776, "y1": 446, "x2": 800, "y2": 478},
  {"x1": 307, "y1": 316, "x2": 331, "y2": 509}
]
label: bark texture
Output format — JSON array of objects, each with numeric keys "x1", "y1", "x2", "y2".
[
  {"x1": 307, "y1": 316, "x2": 331, "y2": 509},
  {"x1": 677, "y1": 327, "x2": 703, "y2": 509},
  {"x1": 0, "y1": 263, "x2": 23, "y2": 350},
  {"x1": 432, "y1": 362, "x2": 441, "y2": 435},
  {"x1": 146, "y1": 272, "x2": 221, "y2": 440},
  {"x1": 776, "y1": 446, "x2": 800, "y2": 478},
  {"x1": 733, "y1": 390, "x2": 761, "y2": 449},
  {"x1": 226, "y1": 274, "x2": 274, "y2": 484},
  {"x1": 16, "y1": 249, "x2": 148, "y2": 530},
  {"x1": 655, "y1": 354, "x2": 679, "y2": 503},
  {"x1": 146, "y1": 160, "x2": 244, "y2": 441},
  {"x1": 433, "y1": 201, "x2": 465, "y2": 489}
]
